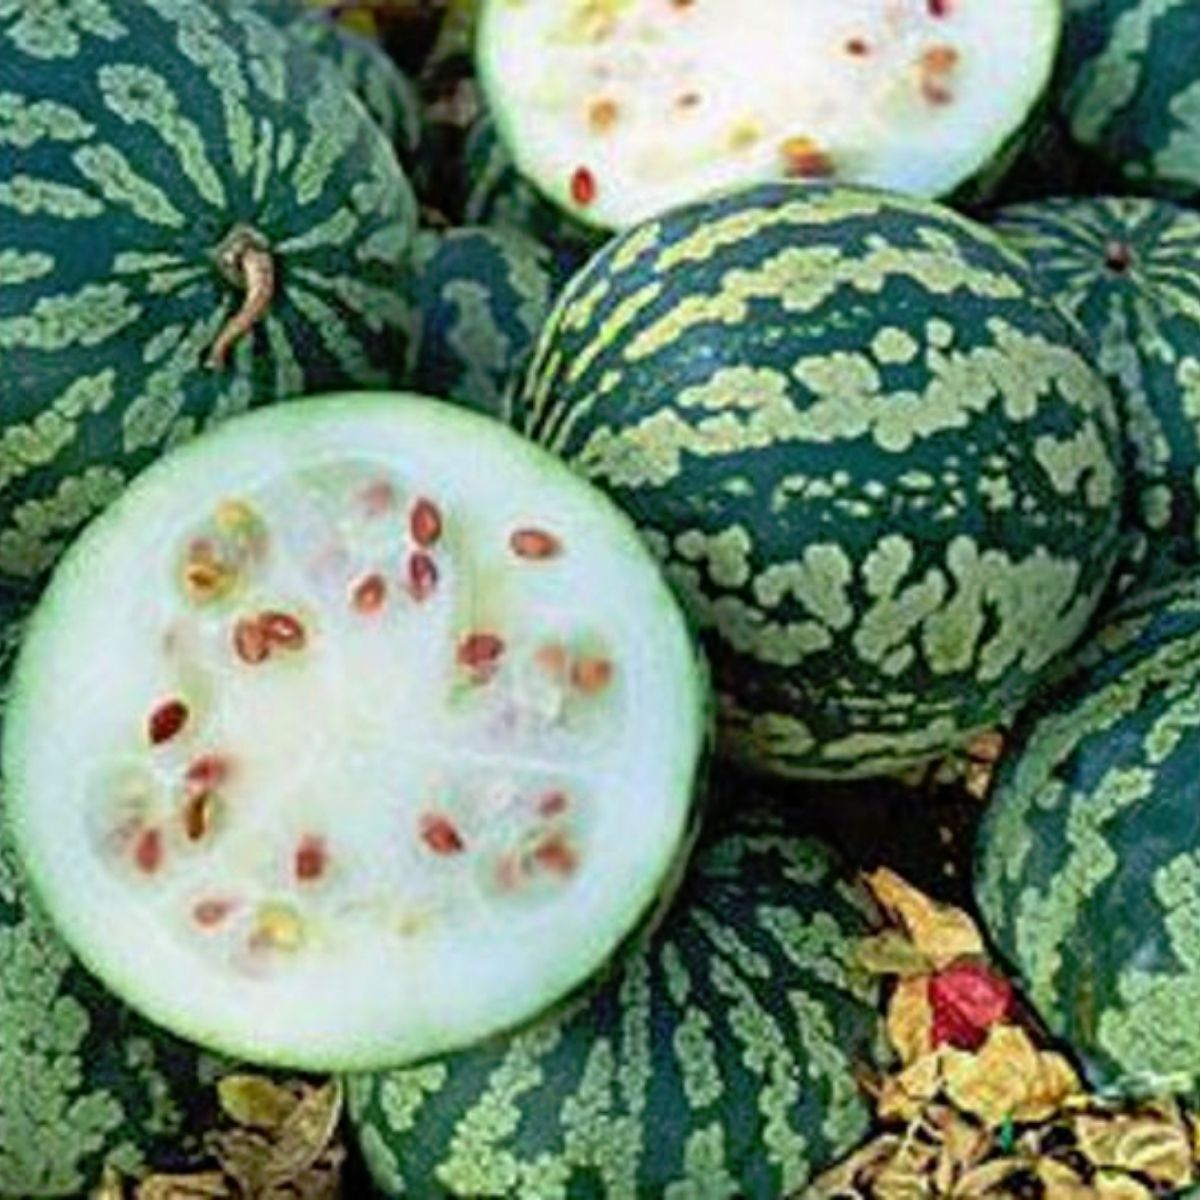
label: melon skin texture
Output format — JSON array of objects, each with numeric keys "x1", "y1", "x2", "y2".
[
  {"x1": 407, "y1": 226, "x2": 565, "y2": 420},
  {"x1": 993, "y1": 196, "x2": 1200, "y2": 593},
  {"x1": 0, "y1": 0, "x2": 417, "y2": 598},
  {"x1": 3, "y1": 393, "x2": 708, "y2": 1073},
  {"x1": 347, "y1": 802, "x2": 881, "y2": 1199},
  {"x1": 512, "y1": 181, "x2": 1125, "y2": 781},
  {"x1": 475, "y1": 0, "x2": 1061, "y2": 230},
  {"x1": 976, "y1": 575, "x2": 1200, "y2": 1100},
  {"x1": 1058, "y1": 0, "x2": 1200, "y2": 201},
  {"x1": 0, "y1": 696, "x2": 219, "y2": 1197}
]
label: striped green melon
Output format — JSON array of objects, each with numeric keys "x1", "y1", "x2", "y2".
[
  {"x1": 1057, "y1": 0, "x2": 1200, "y2": 201},
  {"x1": 976, "y1": 574, "x2": 1200, "y2": 1100},
  {"x1": 0, "y1": 654, "x2": 219, "y2": 1196},
  {"x1": 512, "y1": 182, "x2": 1125, "y2": 780},
  {"x1": 408, "y1": 225, "x2": 564, "y2": 420},
  {"x1": 462, "y1": 114, "x2": 605, "y2": 276},
  {"x1": 476, "y1": 0, "x2": 1061, "y2": 229},
  {"x1": 993, "y1": 196, "x2": 1200, "y2": 592},
  {"x1": 347, "y1": 800, "x2": 881, "y2": 1199},
  {"x1": 3, "y1": 393, "x2": 708, "y2": 1071},
  {"x1": 0, "y1": 0, "x2": 417, "y2": 597}
]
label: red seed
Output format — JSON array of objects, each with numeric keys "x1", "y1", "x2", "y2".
[
  {"x1": 134, "y1": 827, "x2": 164, "y2": 874},
  {"x1": 571, "y1": 655, "x2": 614, "y2": 695},
  {"x1": 408, "y1": 551, "x2": 439, "y2": 601},
  {"x1": 538, "y1": 790, "x2": 569, "y2": 818},
  {"x1": 533, "y1": 832, "x2": 578, "y2": 877},
  {"x1": 352, "y1": 573, "x2": 387, "y2": 614},
  {"x1": 457, "y1": 632, "x2": 505, "y2": 679},
  {"x1": 193, "y1": 898, "x2": 234, "y2": 928},
  {"x1": 260, "y1": 610, "x2": 306, "y2": 651},
  {"x1": 410, "y1": 497, "x2": 443, "y2": 547},
  {"x1": 233, "y1": 617, "x2": 270, "y2": 664},
  {"x1": 570, "y1": 167, "x2": 597, "y2": 207},
  {"x1": 294, "y1": 835, "x2": 328, "y2": 882},
  {"x1": 928, "y1": 0, "x2": 952, "y2": 15},
  {"x1": 510, "y1": 528, "x2": 563, "y2": 560},
  {"x1": 185, "y1": 754, "x2": 229, "y2": 797},
  {"x1": 148, "y1": 699, "x2": 189, "y2": 745},
  {"x1": 781, "y1": 136, "x2": 835, "y2": 179},
  {"x1": 420, "y1": 813, "x2": 465, "y2": 856}
]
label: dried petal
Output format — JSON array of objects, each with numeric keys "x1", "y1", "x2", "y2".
[
  {"x1": 877, "y1": 1052, "x2": 942, "y2": 1122},
  {"x1": 942, "y1": 1025, "x2": 1041, "y2": 1127},
  {"x1": 857, "y1": 929, "x2": 933, "y2": 977},
  {"x1": 1011, "y1": 1050, "x2": 1082, "y2": 1123},
  {"x1": 1037, "y1": 1157, "x2": 1094, "y2": 1200},
  {"x1": 217, "y1": 1074, "x2": 299, "y2": 1131},
  {"x1": 1073, "y1": 1112, "x2": 1194, "y2": 1187},
  {"x1": 886, "y1": 976, "x2": 934, "y2": 1063},
  {"x1": 863, "y1": 869, "x2": 984, "y2": 967},
  {"x1": 263, "y1": 1079, "x2": 343, "y2": 1185},
  {"x1": 1094, "y1": 1173, "x2": 1155, "y2": 1200}
]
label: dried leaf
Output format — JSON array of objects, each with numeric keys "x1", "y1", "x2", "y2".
[
  {"x1": 808, "y1": 1134, "x2": 905, "y2": 1195},
  {"x1": 217, "y1": 1074, "x2": 299, "y2": 1131},
  {"x1": 1073, "y1": 1112, "x2": 1194, "y2": 1187},
  {"x1": 134, "y1": 1173, "x2": 230, "y2": 1199},
  {"x1": 263, "y1": 1079, "x2": 343, "y2": 1185},
  {"x1": 878, "y1": 1052, "x2": 943, "y2": 1122},
  {"x1": 886, "y1": 977, "x2": 935, "y2": 1064},
  {"x1": 858, "y1": 930, "x2": 935, "y2": 977},
  {"x1": 863, "y1": 869, "x2": 983, "y2": 968},
  {"x1": 942, "y1": 1026, "x2": 1041, "y2": 1127},
  {"x1": 1037, "y1": 1157, "x2": 1094, "y2": 1199},
  {"x1": 872, "y1": 1141, "x2": 937, "y2": 1200},
  {"x1": 208, "y1": 1126, "x2": 274, "y2": 1195},
  {"x1": 1093, "y1": 1172, "x2": 1154, "y2": 1200},
  {"x1": 931, "y1": 1109, "x2": 992, "y2": 1192},
  {"x1": 955, "y1": 1157, "x2": 1027, "y2": 1195}
]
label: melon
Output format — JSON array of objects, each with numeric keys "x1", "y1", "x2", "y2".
[{"x1": 2, "y1": 394, "x2": 708, "y2": 1072}]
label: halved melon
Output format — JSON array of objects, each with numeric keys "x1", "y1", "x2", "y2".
[
  {"x1": 3, "y1": 394, "x2": 708, "y2": 1072},
  {"x1": 477, "y1": 0, "x2": 1062, "y2": 226}
]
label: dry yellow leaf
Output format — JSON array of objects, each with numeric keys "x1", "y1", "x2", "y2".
[
  {"x1": 858, "y1": 930, "x2": 935, "y2": 977},
  {"x1": 886, "y1": 977, "x2": 934, "y2": 1064},
  {"x1": 1074, "y1": 1112, "x2": 1194, "y2": 1187},
  {"x1": 134, "y1": 1173, "x2": 230, "y2": 1200},
  {"x1": 807, "y1": 1133, "x2": 904, "y2": 1196},
  {"x1": 1012, "y1": 1050, "x2": 1083, "y2": 1123},
  {"x1": 872, "y1": 1141, "x2": 938, "y2": 1200},
  {"x1": 942, "y1": 1026, "x2": 1040, "y2": 1127},
  {"x1": 954, "y1": 1157, "x2": 1027, "y2": 1195},
  {"x1": 877, "y1": 1052, "x2": 944, "y2": 1122},
  {"x1": 1094, "y1": 1172, "x2": 1154, "y2": 1200},
  {"x1": 863, "y1": 869, "x2": 983, "y2": 968},
  {"x1": 263, "y1": 1079, "x2": 343, "y2": 1185},
  {"x1": 1037, "y1": 1158, "x2": 1093, "y2": 1200},
  {"x1": 216, "y1": 1075, "x2": 298, "y2": 1132}
]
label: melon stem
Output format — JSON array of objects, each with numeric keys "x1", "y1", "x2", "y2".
[{"x1": 207, "y1": 228, "x2": 277, "y2": 370}]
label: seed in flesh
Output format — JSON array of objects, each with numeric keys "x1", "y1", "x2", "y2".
[
  {"x1": 185, "y1": 755, "x2": 230, "y2": 797},
  {"x1": 182, "y1": 791, "x2": 217, "y2": 842},
  {"x1": 571, "y1": 655, "x2": 614, "y2": 695},
  {"x1": 253, "y1": 903, "x2": 304, "y2": 952},
  {"x1": 781, "y1": 136, "x2": 835, "y2": 178},
  {"x1": 352, "y1": 573, "x2": 387, "y2": 614},
  {"x1": 510, "y1": 528, "x2": 562, "y2": 560},
  {"x1": 588, "y1": 98, "x2": 619, "y2": 133},
  {"x1": 408, "y1": 552, "x2": 438, "y2": 602},
  {"x1": 420, "y1": 813, "x2": 466, "y2": 856},
  {"x1": 538, "y1": 790, "x2": 569, "y2": 818},
  {"x1": 148, "y1": 699, "x2": 189, "y2": 745},
  {"x1": 134, "y1": 827, "x2": 164, "y2": 874},
  {"x1": 571, "y1": 167, "x2": 597, "y2": 207},
  {"x1": 457, "y1": 632, "x2": 505, "y2": 682},
  {"x1": 410, "y1": 498, "x2": 443, "y2": 547},
  {"x1": 919, "y1": 44, "x2": 959, "y2": 105},
  {"x1": 260, "y1": 611, "x2": 306, "y2": 651},
  {"x1": 193, "y1": 898, "x2": 235, "y2": 929},
  {"x1": 233, "y1": 618, "x2": 270, "y2": 664},
  {"x1": 532, "y1": 832, "x2": 578, "y2": 877},
  {"x1": 295, "y1": 835, "x2": 328, "y2": 882},
  {"x1": 360, "y1": 479, "x2": 396, "y2": 516},
  {"x1": 535, "y1": 643, "x2": 569, "y2": 678}
]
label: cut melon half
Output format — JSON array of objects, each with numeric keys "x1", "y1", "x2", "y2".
[
  {"x1": 3, "y1": 394, "x2": 708, "y2": 1071},
  {"x1": 476, "y1": 0, "x2": 1062, "y2": 226}
]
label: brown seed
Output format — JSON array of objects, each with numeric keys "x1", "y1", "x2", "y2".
[
  {"x1": 233, "y1": 617, "x2": 270, "y2": 664},
  {"x1": 260, "y1": 610, "x2": 306, "y2": 651},
  {"x1": 588, "y1": 98, "x2": 620, "y2": 133},
  {"x1": 458, "y1": 632, "x2": 505, "y2": 680},
  {"x1": 919, "y1": 43, "x2": 959, "y2": 104},
  {"x1": 676, "y1": 91, "x2": 702, "y2": 109},
  {"x1": 780, "y1": 135, "x2": 835, "y2": 178},
  {"x1": 184, "y1": 558, "x2": 234, "y2": 603},
  {"x1": 420, "y1": 813, "x2": 465, "y2": 856},
  {"x1": 571, "y1": 655, "x2": 614, "y2": 695},
  {"x1": 295, "y1": 835, "x2": 328, "y2": 882},
  {"x1": 533, "y1": 832, "x2": 578, "y2": 877},
  {"x1": 510, "y1": 527, "x2": 563, "y2": 560},
  {"x1": 845, "y1": 36, "x2": 870, "y2": 56},
  {"x1": 352, "y1": 573, "x2": 387, "y2": 614},
  {"x1": 408, "y1": 551, "x2": 439, "y2": 601},
  {"x1": 193, "y1": 898, "x2": 234, "y2": 928},
  {"x1": 148, "y1": 699, "x2": 189, "y2": 745},
  {"x1": 410, "y1": 497, "x2": 443, "y2": 547},
  {"x1": 538, "y1": 790, "x2": 569, "y2": 818},
  {"x1": 135, "y1": 827, "x2": 164, "y2": 874},
  {"x1": 182, "y1": 792, "x2": 216, "y2": 842}
]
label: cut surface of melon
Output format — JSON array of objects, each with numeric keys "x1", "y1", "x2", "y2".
[
  {"x1": 3, "y1": 395, "x2": 707, "y2": 1071},
  {"x1": 477, "y1": 0, "x2": 1060, "y2": 226}
]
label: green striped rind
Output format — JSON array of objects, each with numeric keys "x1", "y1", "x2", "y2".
[
  {"x1": 993, "y1": 196, "x2": 1200, "y2": 592},
  {"x1": 463, "y1": 114, "x2": 605, "y2": 276},
  {"x1": 281, "y1": 9, "x2": 423, "y2": 172},
  {"x1": 1058, "y1": 0, "x2": 1200, "y2": 200},
  {"x1": 976, "y1": 575, "x2": 1200, "y2": 1099},
  {"x1": 511, "y1": 181, "x2": 1124, "y2": 780},
  {"x1": 407, "y1": 225, "x2": 563, "y2": 420},
  {"x1": 347, "y1": 802, "x2": 881, "y2": 1199},
  {"x1": 0, "y1": 659, "x2": 219, "y2": 1196},
  {"x1": 0, "y1": 0, "x2": 417, "y2": 597}
]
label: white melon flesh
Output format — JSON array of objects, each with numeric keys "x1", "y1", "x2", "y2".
[
  {"x1": 477, "y1": 0, "x2": 1061, "y2": 225},
  {"x1": 3, "y1": 395, "x2": 707, "y2": 1071}
]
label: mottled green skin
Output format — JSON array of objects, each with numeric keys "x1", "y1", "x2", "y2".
[
  {"x1": 0, "y1": 658, "x2": 219, "y2": 1196},
  {"x1": 347, "y1": 806, "x2": 880, "y2": 1199},
  {"x1": 463, "y1": 115, "x2": 604, "y2": 279},
  {"x1": 994, "y1": 197, "x2": 1200, "y2": 592},
  {"x1": 1059, "y1": 0, "x2": 1200, "y2": 200},
  {"x1": 408, "y1": 225, "x2": 563, "y2": 420},
  {"x1": 976, "y1": 575, "x2": 1200, "y2": 1100},
  {"x1": 512, "y1": 182, "x2": 1124, "y2": 780},
  {"x1": 0, "y1": 0, "x2": 417, "y2": 598},
  {"x1": 280, "y1": 9, "x2": 423, "y2": 173}
]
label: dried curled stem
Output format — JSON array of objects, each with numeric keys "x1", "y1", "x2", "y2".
[{"x1": 207, "y1": 238, "x2": 276, "y2": 370}]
